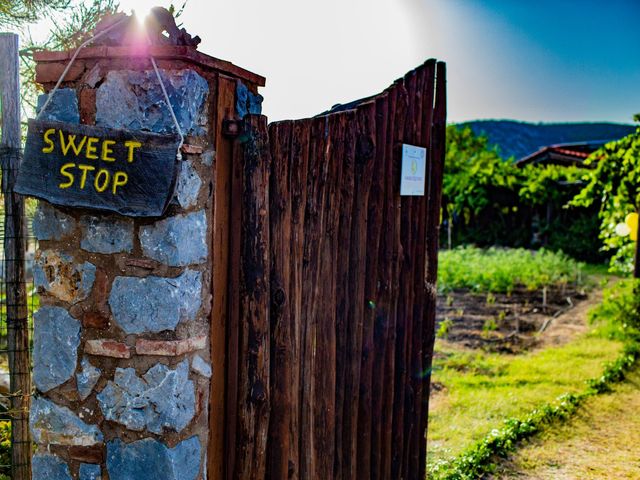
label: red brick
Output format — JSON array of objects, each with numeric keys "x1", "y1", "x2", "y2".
[
  {"x1": 181, "y1": 144, "x2": 204, "y2": 155},
  {"x1": 36, "y1": 61, "x2": 84, "y2": 84},
  {"x1": 125, "y1": 258, "x2": 156, "y2": 269},
  {"x1": 82, "y1": 311, "x2": 109, "y2": 330},
  {"x1": 92, "y1": 269, "x2": 109, "y2": 300},
  {"x1": 33, "y1": 45, "x2": 265, "y2": 86},
  {"x1": 67, "y1": 445, "x2": 104, "y2": 463},
  {"x1": 33, "y1": 51, "x2": 69, "y2": 62},
  {"x1": 195, "y1": 386, "x2": 207, "y2": 416},
  {"x1": 135, "y1": 335, "x2": 207, "y2": 357},
  {"x1": 85, "y1": 339, "x2": 131, "y2": 359},
  {"x1": 79, "y1": 88, "x2": 97, "y2": 125}
]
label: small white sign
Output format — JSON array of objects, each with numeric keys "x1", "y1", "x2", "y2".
[{"x1": 400, "y1": 144, "x2": 427, "y2": 196}]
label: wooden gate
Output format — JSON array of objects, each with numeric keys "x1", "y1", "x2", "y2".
[{"x1": 225, "y1": 59, "x2": 446, "y2": 480}]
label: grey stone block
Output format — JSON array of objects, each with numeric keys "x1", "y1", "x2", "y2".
[
  {"x1": 32, "y1": 453, "x2": 72, "y2": 480},
  {"x1": 36, "y1": 88, "x2": 80, "y2": 124},
  {"x1": 34, "y1": 252, "x2": 96, "y2": 304},
  {"x1": 201, "y1": 149, "x2": 214, "y2": 167},
  {"x1": 76, "y1": 358, "x2": 101, "y2": 401},
  {"x1": 191, "y1": 355, "x2": 212, "y2": 378},
  {"x1": 236, "y1": 81, "x2": 263, "y2": 119},
  {"x1": 106, "y1": 436, "x2": 201, "y2": 480},
  {"x1": 109, "y1": 269, "x2": 202, "y2": 334},
  {"x1": 97, "y1": 360, "x2": 195, "y2": 434},
  {"x1": 80, "y1": 215, "x2": 134, "y2": 254},
  {"x1": 139, "y1": 210, "x2": 207, "y2": 267},
  {"x1": 32, "y1": 202, "x2": 76, "y2": 241},
  {"x1": 96, "y1": 69, "x2": 208, "y2": 136},
  {"x1": 173, "y1": 160, "x2": 202, "y2": 209},
  {"x1": 30, "y1": 396, "x2": 103, "y2": 447},
  {"x1": 33, "y1": 306, "x2": 80, "y2": 392},
  {"x1": 79, "y1": 463, "x2": 101, "y2": 480}
]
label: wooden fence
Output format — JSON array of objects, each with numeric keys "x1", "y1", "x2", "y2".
[
  {"x1": 0, "y1": 33, "x2": 32, "y2": 480},
  {"x1": 226, "y1": 59, "x2": 446, "y2": 480}
]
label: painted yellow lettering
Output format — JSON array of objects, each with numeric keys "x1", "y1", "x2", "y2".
[
  {"x1": 59, "y1": 163, "x2": 75, "y2": 188},
  {"x1": 112, "y1": 171, "x2": 128, "y2": 194},
  {"x1": 124, "y1": 140, "x2": 142, "y2": 163},
  {"x1": 78, "y1": 164, "x2": 96, "y2": 189},
  {"x1": 85, "y1": 137, "x2": 99, "y2": 160},
  {"x1": 42, "y1": 128, "x2": 56, "y2": 153},
  {"x1": 101, "y1": 140, "x2": 116, "y2": 162},
  {"x1": 59, "y1": 131, "x2": 87, "y2": 157},
  {"x1": 94, "y1": 169, "x2": 110, "y2": 192}
]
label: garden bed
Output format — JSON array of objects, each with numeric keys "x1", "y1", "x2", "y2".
[{"x1": 436, "y1": 285, "x2": 589, "y2": 353}]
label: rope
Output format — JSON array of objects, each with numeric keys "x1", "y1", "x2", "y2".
[
  {"x1": 149, "y1": 55, "x2": 184, "y2": 160},
  {"x1": 142, "y1": 24, "x2": 184, "y2": 160},
  {"x1": 36, "y1": 14, "x2": 185, "y2": 160},
  {"x1": 36, "y1": 16, "x2": 130, "y2": 120}
]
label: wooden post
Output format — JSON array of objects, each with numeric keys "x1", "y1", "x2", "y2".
[
  {"x1": 0, "y1": 33, "x2": 31, "y2": 480},
  {"x1": 233, "y1": 115, "x2": 271, "y2": 480}
]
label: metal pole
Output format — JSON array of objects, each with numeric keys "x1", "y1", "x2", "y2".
[{"x1": 0, "y1": 32, "x2": 31, "y2": 480}]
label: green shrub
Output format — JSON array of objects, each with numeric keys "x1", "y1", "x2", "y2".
[
  {"x1": 0, "y1": 420, "x2": 10, "y2": 478},
  {"x1": 570, "y1": 122, "x2": 640, "y2": 274},
  {"x1": 589, "y1": 279, "x2": 640, "y2": 341},
  {"x1": 438, "y1": 247, "x2": 584, "y2": 294},
  {"x1": 437, "y1": 317, "x2": 454, "y2": 339}
]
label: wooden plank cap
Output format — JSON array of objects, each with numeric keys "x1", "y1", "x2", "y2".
[{"x1": 33, "y1": 45, "x2": 266, "y2": 87}]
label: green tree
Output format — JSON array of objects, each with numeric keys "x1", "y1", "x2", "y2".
[
  {"x1": 444, "y1": 125, "x2": 603, "y2": 260},
  {"x1": 444, "y1": 125, "x2": 520, "y2": 220},
  {"x1": 571, "y1": 117, "x2": 640, "y2": 274},
  {"x1": 0, "y1": 0, "x2": 70, "y2": 28},
  {"x1": 18, "y1": 0, "x2": 120, "y2": 112}
]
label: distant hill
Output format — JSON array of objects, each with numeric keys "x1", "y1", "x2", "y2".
[{"x1": 460, "y1": 120, "x2": 636, "y2": 161}]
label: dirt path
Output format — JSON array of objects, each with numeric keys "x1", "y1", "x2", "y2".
[
  {"x1": 533, "y1": 286, "x2": 603, "y2": 350},
  {"x1": 491, "y1": 368, "x2": 640, "y2": 479}
]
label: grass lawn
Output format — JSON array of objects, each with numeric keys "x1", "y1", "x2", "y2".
[
  {"x1": 427, "y1": 333, "x2": 624, "y2": 469},
  {"x1": 492, "y1": 367, "x2": 640, "y2": 479}
]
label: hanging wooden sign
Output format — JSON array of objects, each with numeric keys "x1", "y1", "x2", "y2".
[{"x1": 15, "y1": 119, "x2": 181, "y2": 217}]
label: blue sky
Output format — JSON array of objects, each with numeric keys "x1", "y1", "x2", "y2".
[
  {"x1": 34, "y1": 0, "x2": 640, "y2": 123},
  {"x1": 405, "y1": 0, "x2": 640, "y2": 124}
]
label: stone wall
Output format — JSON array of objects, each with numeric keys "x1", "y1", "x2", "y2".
[{"x1": 30, "y1": 65, "x2": 217, "y2": 480}]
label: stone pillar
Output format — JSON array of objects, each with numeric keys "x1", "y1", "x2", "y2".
[{"x1": 28, "y1": 19, "x2": 264, "y2": 480}]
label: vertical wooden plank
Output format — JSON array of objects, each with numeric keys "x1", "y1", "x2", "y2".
[
  {"x1": 400, "y1": 70, "x2": 419, "y2": 480},
  {"x1": 210, "y1": 74, "x2": 235, "y2": 480},
  {"x1": 333, "y1": 112, "x2": 356, "y2": 480},
  {"x1": 399, "y1": 150, "x2": 417, "y2": 478},
  {"x1": 340, "y1": 106, "x2": 375, "y2": 480},
  {"x1": 390, "y1": 78, "x2": 410, "y2": 480},
  {"x1": 287, "y1": 119, "x2": 311, "y2": 480},
  {"x1": 368, "y1": 93, "x2": 390, "y2": 480},
  {"x1": 379, "y1": 84, "x2": 400, "y2": 480},
  {"x1": 354, "y1": 101, "x2": 379, "y2": 480},
  {"x1": 312, "y1": 113, "x2": 343, "y2": 480},
  {"x1": 0, "y1": 33, "x2": 31, "y2": 480},
  {"x1": 420, "y1": 61, "x2": 447, "y2": 479},
  {"x1": 227, "y1": 136, "x2": 244, "y2": 479},
  {"x1": 299, "y1": 116, "x2": 328, "y2": 479},
  {"x1": 267, "y1": 121, "x2": 293, "y2": 480},
  {"x1": 409, "y1": 60, "x2": 437, "y2": 479},
  {"x1": 234, "y1": 115, "x2": 271, "y2": 480}
]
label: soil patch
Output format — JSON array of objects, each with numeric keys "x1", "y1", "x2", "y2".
[{"x1": 436, "y1": 285, "x2": 591, "y2": 354}]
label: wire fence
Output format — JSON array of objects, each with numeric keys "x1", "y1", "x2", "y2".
[{"x1": 0, "y1": 146, "x2": 35, "y2": 480}]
